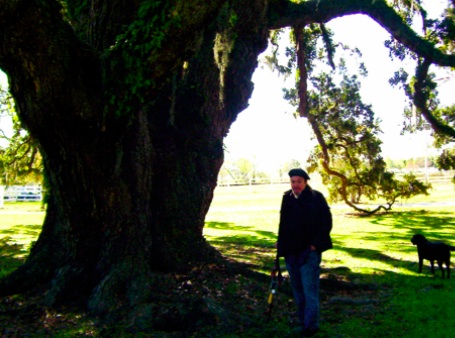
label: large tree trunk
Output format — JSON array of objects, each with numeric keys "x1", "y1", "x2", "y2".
[{"x1": 0, "y1": 0, "x2": 269, "y2": 324}]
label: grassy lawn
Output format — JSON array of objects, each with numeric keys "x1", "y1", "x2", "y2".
[
  {"x1": 204, "y1": 181, "x2": 455, "y2": 337},
  {"x1": 0, "y1": 181, "x2": 454, "y2": 337},
  {"x1": 0, "y1": 202, "x2": 45, "y2": 278},
  {"x1": 0, "y1": 202, "x2": 44, "y2": 245}
]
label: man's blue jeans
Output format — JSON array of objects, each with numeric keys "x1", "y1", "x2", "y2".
[{"x1": 285, "y1": 250, "x2": 322, "y2": 330}]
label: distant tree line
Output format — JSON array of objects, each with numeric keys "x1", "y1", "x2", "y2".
[
  {"x1": 219, "y1": 156, "x2": 451, "y2": 186},
  {"x1": 385, "y1": 156, "x2": 437, "y2": 170}
]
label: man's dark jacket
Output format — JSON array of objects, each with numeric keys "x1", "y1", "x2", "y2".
[{"x1": 277, "y1": 186, "x2": 333, "y2": 258}]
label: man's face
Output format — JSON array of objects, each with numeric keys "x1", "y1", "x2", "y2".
[{"x1": 290, "y1": 176, "x2": 307, "y2": 196}]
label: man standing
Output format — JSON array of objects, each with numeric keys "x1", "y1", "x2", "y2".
[{"x1": 277, "y1": 168, "x2": 333, "y2": 337}]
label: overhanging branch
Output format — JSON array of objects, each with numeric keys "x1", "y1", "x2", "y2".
[
  {"x1": 268, "y1": 0, "x2": 455, "y2": 68},
  {"x1": 413, "y1": 59, "x2": 455, "y2": 138},
  {"x1": 294, "y1": 26, "x2": 309, "y2": 117}
]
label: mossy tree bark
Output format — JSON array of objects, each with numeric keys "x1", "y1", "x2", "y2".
[{"x1": 0, "y1": 0, "x2": 270, "y2": 318}]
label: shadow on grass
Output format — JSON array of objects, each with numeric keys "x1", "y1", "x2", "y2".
[
  {"x1": 206, "y1": 210, "x2": 455, "y2": 276},
  {"x1": 205, "y1": 221, "x2": 277, "y2": 271},
  {"x1": 1, "y1": 224, "x2": 42, "y2": 238},
  {"x1": 205, "y1": 221, "x2": 277, "y2": 248},
  {"x1": 334, "y1": 210, "x2": 455, "y2": 275},
  {"x1": 0, "y1": 237, "x2": 27, "y2": 277},
  {"x1": 316, "y1": 268, "x2": 455, "y2": 338},
  {"x1": 370, "y1": 210, "x2": 455, "y2": 233},
  {"x1": 0, "y1": 212, "x2": 452, "y2": 336}
]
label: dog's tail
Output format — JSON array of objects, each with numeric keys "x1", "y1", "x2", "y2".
[{"x1": 450, "y1": 245, "x2": 455, "y2": 251}]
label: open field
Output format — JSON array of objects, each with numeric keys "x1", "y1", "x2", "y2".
[
  {"x1": 205, "y1": 180, "x2": 455, "y2": 263},
  {"x1": 204, "y1": 181, "x2": 455, "y2": 337},
  {"x1": 0, "y1": 180, "x2": 454, "y2": 336}
]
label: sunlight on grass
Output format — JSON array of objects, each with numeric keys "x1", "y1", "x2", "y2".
[
  {"x1": 1, "y1": 181, "x2": 454, "y2": 337},
  {"x1": 204, "y1": 181, "x2": 455, "y2": 337},
  {"x1": 0, "y1": 202, "x2": 44, "y2": 253}
]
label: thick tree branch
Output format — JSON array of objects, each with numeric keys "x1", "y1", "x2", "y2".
[
  {"x1": 0, "y1": 1, "x2": 227, "y2": 140},
  {"x1": 221, "y1": 0, "x2": 269, "y2": 131},
  {"x1": 268, "y1": 0, "x2": 455, "y2": 68},
  {"x1": 65, "y1": 0, "x2": 140, "y2": 51},
  {"x1": 144, "y1": 0, "x2": 227, "y2": 81},
  {"x1": 0, "y1": 0, "x2": 104, "y2": 140},
  {"x1": 413, "y1": 59, "x2": 455, "y2": 138},
  {"x1": 294, "y1": 26, "x2": 309, "y2": 117}
]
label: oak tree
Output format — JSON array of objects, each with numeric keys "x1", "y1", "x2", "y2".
[{"x1": 0, "y1": 0, "x2": 454, "y2": 329}]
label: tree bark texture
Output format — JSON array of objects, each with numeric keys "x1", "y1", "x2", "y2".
[{"x1": 0, "y1": 0, "x2": 454, "y2": 324}]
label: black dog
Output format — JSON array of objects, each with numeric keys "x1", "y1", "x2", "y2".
[{"x1": 411, "y1": 234, "x2": 455, "y2": 279}]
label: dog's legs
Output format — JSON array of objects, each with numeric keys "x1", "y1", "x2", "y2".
[
  {"x1": 418, "y1": 258, "x2": 423, "y2": 273},
  {"x1": 437, "y1": 260, "x2": 445, "y2": 279},
  {"x1": 430, "y1": 260, "x2": 435, "y2": 276}
]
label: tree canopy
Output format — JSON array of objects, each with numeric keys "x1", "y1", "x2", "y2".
[
  {"x1": 271, "y1": 23, "x2": 434, "y2": 213},
  {"x1": 0, "y1": 0, "x2": 454, "y2": 333}
]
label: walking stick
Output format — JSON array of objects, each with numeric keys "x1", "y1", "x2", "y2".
[{"x1": 264, "y1": 255, "x2": 283, "y2": 322}]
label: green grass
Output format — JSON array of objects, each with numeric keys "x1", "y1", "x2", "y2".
[
  {"x1": 0, "y1": 181, "x2": 454, "y2": 337},
  {"x1": 0, "y1": 202, "x2": 45, "y2": 277},
  {"x1": 0, "y1": 201, "x2": 44, "y2": 245}
]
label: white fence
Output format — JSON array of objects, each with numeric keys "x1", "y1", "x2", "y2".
[
  {"x1": 217, "y1": 169, "x2": 455, "y2": 187},
  {"x1": 2, "y1": 185, "x2": 43, "y2": 202}
]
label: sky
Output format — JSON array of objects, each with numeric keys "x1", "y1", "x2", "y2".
[
  {"x1": 1, "y1": 1, "x2": 453, "y2": 172},
  {"x1": 223, "y1": 0, "x2": 455, "y2": 172}
]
